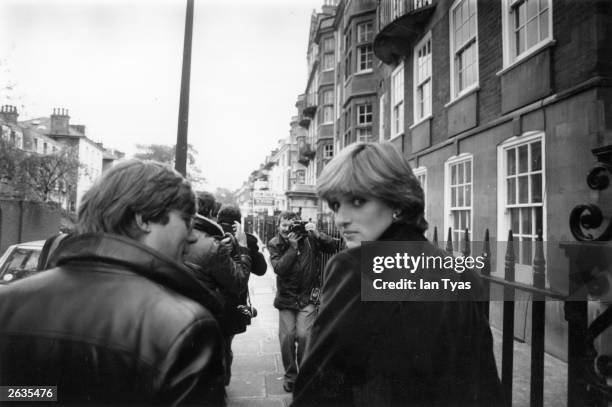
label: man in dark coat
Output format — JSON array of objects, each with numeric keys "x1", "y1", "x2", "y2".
[
  {"x1": 268, "y1": 211, "x2": 338, "y2": 392},
  {"x1": 0, "y1": 160, "x2": 226, "y2": 406}
]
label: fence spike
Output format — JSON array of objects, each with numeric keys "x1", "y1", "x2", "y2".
[
  {"x1": 446, "y1": 227, "x2": 453, "y2": 254},
  {"x1": 462, "y1": 228, "x2": 470, "y2": 257},
  {"x1": 504, "y1": 229, "x2": 515, "y2": 282},
  {"x1": 533, "y1": 228, "x2": 546, "y2": 289}
]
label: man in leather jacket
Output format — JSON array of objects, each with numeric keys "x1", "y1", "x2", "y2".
[
  {"x1": 0, "y1": 160, "x2": 226, "y2": 406},
  {"x1": 267, "y1": 211, "x2": 338, "y2": 393},
  {"x1": 184, "y1": 213, "x2": 252, "y2": 386}
]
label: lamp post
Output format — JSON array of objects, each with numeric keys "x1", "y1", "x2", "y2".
[{"x1": 175, "y1": 0, "x2": 194, "y2": 176}]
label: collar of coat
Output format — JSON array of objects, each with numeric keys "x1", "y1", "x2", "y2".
[{"x1": 48, "y1": 233, "x2": 223, "y2": 315}]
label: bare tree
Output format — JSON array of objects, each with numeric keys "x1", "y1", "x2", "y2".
[
  {"x1": 17, "y1": 146, "x2": 81, "y2": 202},
  {"x1": 134, "y1": 143, "x2": 206, "y2": 187}
]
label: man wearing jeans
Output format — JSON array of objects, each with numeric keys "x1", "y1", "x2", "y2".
[{"x1": 268, "y1": 211, "x2": 337, "y2": 392}]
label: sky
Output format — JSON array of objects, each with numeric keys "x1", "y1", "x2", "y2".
[{"x1": 0, "y1": 0, "x2": 324, "y2": 191}]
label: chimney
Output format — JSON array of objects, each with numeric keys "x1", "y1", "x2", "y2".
[
  {"x1": 50, "y1": 107, "x2": 70, "y2": 135},
  {"x1": 72, "y1": 124, "x2": 86, "y2": 135},
  {"x1": 0, "y1": 105, "x2": 19, "y2": 124}
]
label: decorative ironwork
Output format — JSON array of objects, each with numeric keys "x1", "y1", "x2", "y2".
[{"x1": 565, "y1": 145, "x2": 612, "y2": 406}]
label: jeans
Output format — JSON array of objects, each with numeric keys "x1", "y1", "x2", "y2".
[{"x1": 278, "y1": 304, "x2": 316, "y2": 385}]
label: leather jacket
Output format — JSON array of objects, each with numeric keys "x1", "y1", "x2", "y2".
[
  {"x1": 0, "y1": 233, "x2": 226, "y2": 406},
  {"x1": 268, "y1": 231, "x2": 338, "y2": 310}
]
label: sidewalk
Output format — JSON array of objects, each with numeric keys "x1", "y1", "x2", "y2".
[
  {"x1": 226, "y1": 246, "x2": 291, "y2": 407},
  {"x1": 225, "y1": 244, "x2": 568, "y2": 407}
]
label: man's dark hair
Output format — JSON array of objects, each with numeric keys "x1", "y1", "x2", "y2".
[
  {"x1": 77, "y1": 159, "x2": 195, "y2": 238},
  {"x1": 217, "y1": 204, "x2": 242, "y2": 225},
  {"x1": 197, "y1": 191, "x2": 216, "y2": 217},
  {"x1": 278, "y1": 211, "x2": 299, "y2": 224}
]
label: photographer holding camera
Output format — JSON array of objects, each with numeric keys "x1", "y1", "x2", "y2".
[{"x1": 267, "y1": 211, "x2": 337, "y2": 393}]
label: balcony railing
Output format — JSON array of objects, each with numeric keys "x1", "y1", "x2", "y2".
[
  {"x1": 374, "y1": 0, "x2": 436, "y2": 64},
  {"x1": 303, "y1": 93, "x2": 318, "y2": 118},
  {"x1": 378, "y1": 0, "x2": 433, "y2": 29}
]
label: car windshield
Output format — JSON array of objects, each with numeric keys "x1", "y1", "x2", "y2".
[{"x1": 0, "y1": 247, "x2": 41, "y2": 282}]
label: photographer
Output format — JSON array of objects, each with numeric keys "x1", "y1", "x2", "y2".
[
  {"x1": 184, "y1": 211, "x2": 252, "y2": 387},
  {"x1": 217, "y1": 204, "x2": 267, "y2": 277},
  {"x1": 267, "y1": 211, "x2": 337, "y2": 393}
]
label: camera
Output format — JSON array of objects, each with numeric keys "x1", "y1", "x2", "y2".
[
  {"x1": 236, "y1": 304, "x2": 257, "y2": 326},
  {"x1": 309, "y1": 287, "x2": 321, "y2": 304},
  {"x1": 289, "y1": 220, "x2": 308, "y2": 235}
]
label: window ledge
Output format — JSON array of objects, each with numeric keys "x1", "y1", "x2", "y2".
[
  {"x1": 497, "y1": 39, "x2": 556, "y2": 77},
  {"x1": 389, "y1": 132, "x2": 404, "y2": 141},
  {"x1": 354, "y1": 69, "x2": 373, "y2": 76},
  {"x1": 410, "y1": 114, "x2": 433, "y2": 130},
  {"x1": 444, "y1": 85, "x2": 480, "y2": 108}
]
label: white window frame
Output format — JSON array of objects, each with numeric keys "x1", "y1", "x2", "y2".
[
  {"x1": 323, "y1": 144, "x2": 334, "y2": 159},
  {"x1": 390, "y1": 61, "x2": 404, "y2": 139},
  {"x1": 357, "y1": 44, "x2": 373, "y2": 72},
  {"x1": 323, "y1": 106, "x2": 334, "y2": 124},
  {"x1": 323, "y1": 53, "x2": 335, "y2": 71},
  {"x1": 379, "y1": 94, "x2": 386, "y2": 142},
  {"x1": 357, "y1": 21, "x2": 373, "y2": 43},
  {"x1": 413, "y1": 32, "x2": 432, "y2": 125},
  {"x1": 444, "y1": 154, "x2": 473, "y2": 253},
  {"x1": 413, "y1": 166, "x2": 427, "y2": 221},
  {"x1": 357, "y1": 103, "x2": 372, "y2": 125},
  {"x1": 497, "y1": 131, "x2": 546, "y2": 280},
  {"x1": 323, "y1": 37, "x2": 334, "y2": 52},
  {"x1": 501, "y1": 0, "x2": 553, "y2": 68},
  {"x1": 356, "y1": 127, "x2": 372, "y2": 143},
  {"x1": 449, "y1": 0, "x2": 479, "y2": 100}
]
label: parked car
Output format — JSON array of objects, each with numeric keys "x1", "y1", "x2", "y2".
[{"x1": 0, "y1": 240, "x2": 45, "y2": 285}]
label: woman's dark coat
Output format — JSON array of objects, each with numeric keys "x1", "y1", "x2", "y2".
[{"x1": 292, "y1": 223, "x2": 503, "y2": 407}]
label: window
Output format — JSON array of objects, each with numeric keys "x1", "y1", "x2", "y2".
[
  {"x1": 323, "y1": 53, "x2": 334, "y2": 71},
  {"x1": 324, "y1": 144, "x2": 334, "y2": 159},
  {"x1": 357, "y1": 127, "x2": 372, "y2": 143},
  {"x1": 343, "y1": 130, "x2": 352, "y2": 147},
  {"x1": 323, "y1": 90, "x2": 334, "y2": 105},
  {"x1": 344, "y1": 28, "x2": 352, "y2": 80},
  {"x1": 413, "y1": 167, "x2": 427, "y2": 220},
  {"x1": 414, "y1": 33, "x2": 432, "y2": 122},
  {"x1": 357, "y1": 45, "x2": 373, "y2": 72},
  {"x1": 450, "y1": 0, "x2": 478, "y2": 98},
  {"x1": 296, "y1": 170, "x2": 306, "y2": 185},
  {"x1": 498, "y1": 132, "x2": 545, "y2": 265},
  {"x1": 391, "y1": 62, "x2": 404, "y2": 137},
  {"x1": 502, "y1": 0, "x2": 552, "y2": 65},
  {"x1": 323, "y1": 37, "x2": 334, "y2": 52},
  {"x1": 33, "y1": 138, "x2": 38, "y2": 152},
  {"x1": 322, "y1": 90, "x2": 334, "y2": 124},
  {"x1": 357, "y1": 104, "x2": 372, "y2": 125},
  {"x1": 323, "y1": 106, "x2": 334, "y2": 123},
  {"x1": 43, "y1": 142, "x2": 48, "y2": 154},
  {"x1": 357, "y1": 22, "x2": 373, "y2": 43},
  {"x1": 445, "y1": 155, "x2": 472, "y2": 251},
  {"x1": 379, "y1": 94, "x2": 386, "y2": 142}
]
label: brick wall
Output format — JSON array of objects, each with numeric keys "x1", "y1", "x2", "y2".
[{"x1": 0, "y1": 200, "x2": 61, "y2": 253}]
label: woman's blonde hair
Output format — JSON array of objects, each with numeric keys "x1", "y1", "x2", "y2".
[{"x1": 317, "y1": 142, "x2": 427, "y2": 233}]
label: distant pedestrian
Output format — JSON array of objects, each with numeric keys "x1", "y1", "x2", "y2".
[
  {"x1": 292, "y1": 142, "x2": 502, "y2": 406},
  {"x1": 0, "y1": 160, "x2": 226, "y2": 406},
  {"x1": 268, "y1": 211, "x2": 337, "y2": 393}
]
